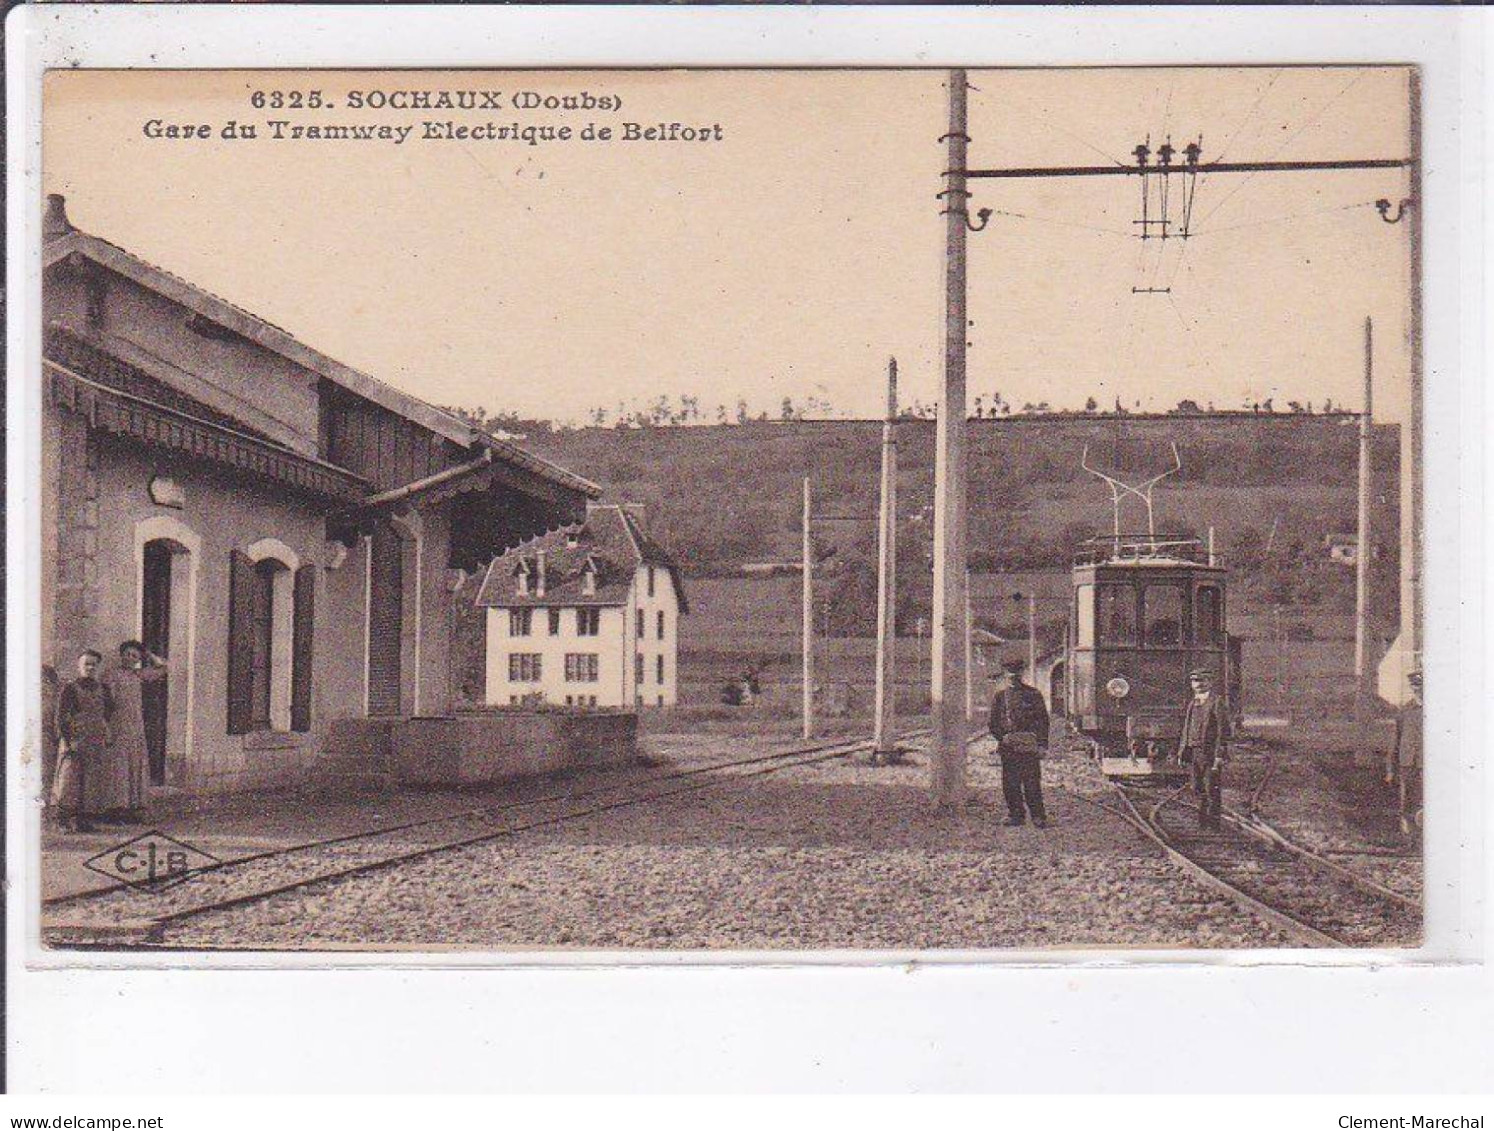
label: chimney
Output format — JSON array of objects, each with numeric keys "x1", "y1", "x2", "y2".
[
  {"x1": 44, "y1": 194, "x2": 73, "y2": 239},
  {"x1": 535, "y1": 550, "x2": 547, "y2": 597}
]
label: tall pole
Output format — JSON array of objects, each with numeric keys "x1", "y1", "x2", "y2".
[
  {"x1": 873, "y1": 358, "x2": 900, "y2": 757},
  {"x1": 1274, "y1": 604, "x2": 1286, "y2": 716},
  {"x1": 964, "y1": 573, "x2": 975, "y2": 723},
  {"x1": 1380, "y1": 70, "x2": 1424, "y2": 711},
  {"x1": 931, "y1": 68, "x2": 971, "y2": 810},
  {"x1": 1408, "y1": 69, "x2": 1424, "y2": 687},
  {"x1": 1355, "y1": 316, "x2": 1374, "y2": 759},
  {"x1": 802, "y1": 476, "x2": 813, "y2": 740}
]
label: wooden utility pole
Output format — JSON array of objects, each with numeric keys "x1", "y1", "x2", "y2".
[
  {"x1": 802, "y1": 476, "x2": 814, "y2": 740},
  {"x1": 873, "y1": 358, "x2": 900, "y2": 758},
  {"x1": 1408, "y1": 70, "x2": 1425, "y2": 688},
  {"x1": 1355, "y1": 317, "x2": 1374, "y2": 759},
  {"x1": 931, "y1": 68, "x2": 971, "y2": 810},
  {"x1": 964, "y1": 574, "x2": 975, "y2": 723},
  {"x1": 1379, "y1": 70, "x2": 1424, "y2": 714}
]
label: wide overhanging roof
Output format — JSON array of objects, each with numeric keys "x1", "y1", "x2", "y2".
[
  {"x1": 46, "y1": 360, "x2": 371, "y2": 505},
  {"x1": 46, "y1": 330, "x2": 594, "y2": 555},
  {"x1": 330, "y1": 451, "x2": 593, "y2": 572}
]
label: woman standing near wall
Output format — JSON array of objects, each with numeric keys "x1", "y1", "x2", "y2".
[
  {"x1": 106, "y1": 640, "x2": 167, "y2": 820},
  {"x1": 52, "y1": 649, "x2": 113, "y2": 833}
]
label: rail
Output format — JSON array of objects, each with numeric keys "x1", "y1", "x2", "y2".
[{"x1": 45, "y1": 728, "x2": 933, "y2": 946}]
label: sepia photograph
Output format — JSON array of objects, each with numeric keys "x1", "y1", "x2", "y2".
[{"x1": 34, "y1": 64, "x2": 1425, "y2": 954}]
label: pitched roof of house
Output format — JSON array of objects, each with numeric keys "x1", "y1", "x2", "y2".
[
  {"x1": 475, "y1": 505, "x2": 688, "y2": 612},
  {"x1": 42, "y1": 195, "x2": 600, "y2": 500}
]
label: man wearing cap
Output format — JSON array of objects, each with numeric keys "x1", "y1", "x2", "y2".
[
  {"x1": 988, "y1": 659, "x2": 1051, "y2": 828},
  {"x1": 1178, "y1": 668, "x2": 1230, "y2": 830}
]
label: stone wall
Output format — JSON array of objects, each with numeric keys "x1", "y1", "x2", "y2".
[{"x1": 390, "y1": 711, "x2": 638, "y2": 787}]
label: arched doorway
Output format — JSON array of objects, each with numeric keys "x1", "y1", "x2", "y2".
[{"x1": 136, "y1": 517, "x2": 200, "y2": 786}]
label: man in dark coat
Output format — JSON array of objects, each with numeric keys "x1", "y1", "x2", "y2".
[
  {"x1": 988, "y1": 659, "x2": 1051, "y2": 828},
  {"x1": 1178, "y1": 667, "x2": 1231, "y2": 830}
]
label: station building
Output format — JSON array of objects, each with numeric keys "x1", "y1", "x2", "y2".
[
  {"x1": 475, "y1": 504, "x2": 687, "y2": 710},
  {"x1": 41, "y1": 194, "x2": 600, "y2": 795}
]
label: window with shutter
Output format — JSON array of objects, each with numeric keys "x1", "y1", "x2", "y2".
[
  {"x1": 291, "y1": 564, "x2": 315, "y2": 732},
  {"x1": 249, "y1": 560, "x2": 278, "y2": 728},
  {"x1": 226, "y1": 549, "x2": 256, "y2": 735}
]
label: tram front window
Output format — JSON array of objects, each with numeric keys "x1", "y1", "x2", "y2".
[
  {"x1": 1196, "y1": 585, "x2": 1223, "y2": 646},
  {"x1": 1097, "y1": 584, "x2": 1137, "y2": 647},
  {"x1": 1142, "y1": 583, "x2": 1185, "y2": 647},
  {"x1": 1075, "y1": 584, "x2": 1095, "y2": 646}
]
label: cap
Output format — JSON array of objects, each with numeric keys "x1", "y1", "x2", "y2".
[
  {"x1": 1002, "y1": 659, "x2": 1026, "y2": 674},
  {"x1": 1188, "y1": 667, "x2": 1216, "y2": 680}
]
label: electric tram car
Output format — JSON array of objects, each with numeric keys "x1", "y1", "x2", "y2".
[
  {"x1": 1055, "y1": 534, "x2": 1243, "y2": 779},
  {"x1": 1048, "y1": 445, "x2": 1243, "y2": 779}
]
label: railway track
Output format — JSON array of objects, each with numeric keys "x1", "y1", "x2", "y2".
[
  {"x1": 45, "y1": 730, "x2": 927, "y2": 948},
  {"x1": 1111, "y1": 781, "x2": 1421, "y2": 948}
]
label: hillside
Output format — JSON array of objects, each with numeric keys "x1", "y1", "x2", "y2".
[{"x1": 520, "y1": 414, "x2": 1402, "y2": 633}]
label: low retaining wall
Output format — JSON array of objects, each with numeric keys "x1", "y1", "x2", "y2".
[{"x1": 390, "y1": 711, "x2": 639, "y2": 787}]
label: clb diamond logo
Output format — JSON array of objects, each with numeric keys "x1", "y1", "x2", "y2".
[{"x1": 84, "y1": 830, "x2": 220, "y2": 893}]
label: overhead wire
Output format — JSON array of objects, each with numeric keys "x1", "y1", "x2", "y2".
[
  {"x1": 1165, "y1": 238, "x2": 1193, "y2": 291},
  {"x1": 985, "y1": 207, "x2": 1132, "y2": 238},
  {"x1": 1192, "y1": 71, "x2": 1367, "y2": 231},
  {"x1": 1189, "y1": 197, "x2": 1382, "y2": 238},
  {"x1": 1165, "y1": 291, "x2": 1192, "y2": 334},
  {"x1": 971, "y1": 81, "x2": 1132, "y2": 168},
  {"x1": 1213, "y1": 69, "x2": 1284, "y2": 164}
]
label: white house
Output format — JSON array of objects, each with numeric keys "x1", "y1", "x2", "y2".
[{"x1": 475, "y1": 505, "x2": 687, "y2": 709}]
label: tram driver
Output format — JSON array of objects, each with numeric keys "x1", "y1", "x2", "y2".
[
  {"x1": 988, "y1": 659, "x2": 1051, "y2": 829},
  {"x1": 1178, "y1": 667, "x2": 1231, "y2": 831}
]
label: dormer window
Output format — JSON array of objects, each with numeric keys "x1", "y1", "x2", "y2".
[
  {"x1": 514, "y1": 557, "x2": 531, "y2": 596},
  {"x1": 581, "y1": 555, "x2": 598, "y2": 597},
  {"x1": 566, "y1": 530, "x2": 582, "y2": 549}
]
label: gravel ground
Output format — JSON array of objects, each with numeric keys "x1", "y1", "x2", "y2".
[
  {"x1": 154, "y1": 737, "x2": 1296, "y2": 951},
  {"x1": 1222, "y1": 737, "x2": 1424, "y2": 904}
]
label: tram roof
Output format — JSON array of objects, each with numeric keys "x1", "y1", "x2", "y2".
[
  {"x1": 1074, "y1": 557, "x2": 1226, "y2": 570},
  {"x1": 1072, "y1": 538, "x2": 1226, "y2": 572}
]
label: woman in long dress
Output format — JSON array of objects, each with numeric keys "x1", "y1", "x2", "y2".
[
  {"x1": 105, "y1": 639, "x2": 167, "y2": 820},
  {"x1": 52, "y1": 649, "x2": 114, "y2": 833}
]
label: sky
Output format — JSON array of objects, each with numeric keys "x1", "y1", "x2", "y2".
[{"x1": 44, "y1": 67, "x2": 1415, "y2": 424}]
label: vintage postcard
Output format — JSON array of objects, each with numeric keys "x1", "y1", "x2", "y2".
[{"x1": 34, "y1": 64, "x2": 1425, "y2": 954}]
